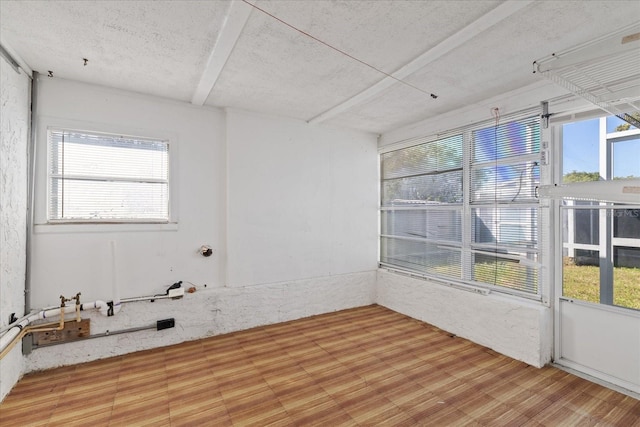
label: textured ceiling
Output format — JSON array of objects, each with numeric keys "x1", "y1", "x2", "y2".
[
  {"x1": 0, "y1": 0, "x2": 229, "y2": 101},
  {"x1": 1, "y1": 0, "x2": 639, "y2": 135}
]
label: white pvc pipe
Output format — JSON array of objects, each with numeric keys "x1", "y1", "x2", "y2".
[
  {"x1": 80, "y1": 300, "x2": 110, "y2": 317},
  {"x1": 119, "y1": 294, "x2": 175, "y2": 303},
  {"x1": 0, "y1": 300, "x2": 109, "y2": 356},
  {"x1": 0, "y1": 313, "x2": 32, "y2": 335},
  {"x1": 0, "y1": 282, "x2": 184, "y2": 356},
  {"x1": 0, "y1": 320, "x2": 28, "y2": 352}
]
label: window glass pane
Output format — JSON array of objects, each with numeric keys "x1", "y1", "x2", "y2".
[
  {"x1": 613, "y1": 247, "x2": 640, "y2": 310},
  {"x1": 436, "y1": 135, "x2": 463, "y2": 170},
  {"x1": 562, "y1": 118, "x2": 600, "y2": 183},
  {"x1": 381, "y1": 171, "x2": 463, "y2": 206},
  {"x1": 49, "y1": 131, "x2": 168, "y2": 180},
  {"x1": 562, "y1": 203, "x2": 600, "y2": 246},
  {"x1": 614, "y1": 208, "x2": 640, "y2": 239},
  {"x1": 381, "y1": 209, "x2": 462, "y2": 242},
  {"x1": 379, "y1": 112, "x2": 540, "y2": 296},
  {"x1": 613, "y1": 136, "x2": 640, "y2": 179},
  {"x1": 471, "y1": 162, "x2": 539, "y2": 203},
  {"x1": 472, "y1": 207, "x2": 537, "y2": 248},
  {"x1": 49, "y1": 178, "x2": 168, "y2": 220},
  {"x1": 381, "y1": 134, "x2": 462, "y2": 179},
  {"x1": 560, "y1": 115, "x2": 640, "y2": 309},
  {"x1": 563, "y1": 230, "x2": 640, "y2": 310},
  {"x1": 473, "y1": 118, "x2": 539, "y2": 163},
  {"x1": 48, "y1": 129, "x2": 169, "y2": 222},
  {"x1": 574, "y1": 207, "x2": 600, "y2": 245},
  {"x1": 380, "y1": 236, "x2": 461, "y2": 279},
  {"x1": 607, "y1": 115, "x2": 638, "y2": 133},
  {"x1": 563, "y1": 250, "x2": 600, "y2": 303},
  {"x1": 471, "y1": 252, "x2": 538, "y2": 293}
]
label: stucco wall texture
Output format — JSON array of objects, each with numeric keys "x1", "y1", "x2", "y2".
[
  {"x1": 376, "y1": 270, "x2": 552, "y2": 368},
  {"x1": 25, "y1": 271, "x2": 376, "y2": 372},
  {"x1": 0, "y1": 57, "x2": 30, "y2": 401}
]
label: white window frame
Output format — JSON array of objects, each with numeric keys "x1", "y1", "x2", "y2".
[
  {"x1": 379, "y1": 108, "x2": 544, "y2": 300},
  {"x1": 34, "y1": 118, "x2": 179, "y2": 232}
]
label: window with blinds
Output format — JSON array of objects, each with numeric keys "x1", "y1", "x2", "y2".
[
  {"x1": 469, "y1": 115, "x2": 540, "y2": 294},
  {"x1": 380, "y1": 113, "x2": 541, "y2": 296},
  {"x1": 48, "y1": 129, "x2": 169, "y2": 222},
  {"x1": 380, "y1": 134, "x2": 464, "y2": 281}
]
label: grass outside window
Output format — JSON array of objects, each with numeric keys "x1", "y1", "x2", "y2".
[{"x1": 562, "y1": 260, "x2": 640, "y2": 310}]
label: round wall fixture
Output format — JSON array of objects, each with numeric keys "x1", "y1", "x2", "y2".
[{"x1": 200, "y1": 245, "x2": 213, "y2": 257}]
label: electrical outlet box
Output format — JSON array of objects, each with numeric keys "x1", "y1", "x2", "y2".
[{"x1": 157, "y1": 318, "x2": 175, "y2": 330}]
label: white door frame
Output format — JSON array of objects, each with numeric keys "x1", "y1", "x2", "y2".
[{"x1": 551, "y1": 113, "x2": 640, "y2": 395}]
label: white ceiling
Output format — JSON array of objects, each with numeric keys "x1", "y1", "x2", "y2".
[{"x1": 1, "y1": 0, "x2": 639, "y2": 134}]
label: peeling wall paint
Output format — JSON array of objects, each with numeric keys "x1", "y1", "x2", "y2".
[{"x1": 0, "y1": 56, "x2": 30, "y2": 401}]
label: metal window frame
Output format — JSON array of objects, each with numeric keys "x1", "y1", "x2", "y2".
[{"x1": 379, "y1": 108, "x2": 543, "y2": 298}]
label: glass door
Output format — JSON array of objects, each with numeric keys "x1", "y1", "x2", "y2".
[{"x1": 555, "y1": 115, "x2": 640, "y2": 393}]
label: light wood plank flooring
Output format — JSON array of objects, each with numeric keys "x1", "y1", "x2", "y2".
[{"x1": 1, "y1": 305, "x2": 638, "y2": 426}]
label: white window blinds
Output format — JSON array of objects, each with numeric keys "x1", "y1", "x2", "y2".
[
  {"x1": 48, "y1": 129, "x2": 169, "y2": 222},
  {"x1": 380, "y1": 112, "x2": 541, "y2": 296},
  {"x1": 468, "y1": 114, "x2": 541, "y2": 294},
  {"x1": 380, "y1": 134, "x2": 464, "y2": 281}
]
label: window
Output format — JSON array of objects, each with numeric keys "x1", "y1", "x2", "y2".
[
  {"x1": 380, "y1": 134, "x2": 464, "y2": 280},
  {"x1": 48, "y1": 129, "x2": 169, "y2": 222},
  {"x1": 469, "y1": 115, "x2": 540, "y2": 294},
  {"x1": 561, "y1": 116, "x2": 640, "y2": 310},
  {"x1": 380, "y1": 111, "x2": 541, "y2": 296}
]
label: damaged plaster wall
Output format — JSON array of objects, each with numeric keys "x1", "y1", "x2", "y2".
[
  {"x1": 26, "y1": 270, "x2": 376, "y2": 372},
  {"x1": 0, "y1": 55, "x2": 30, "y2": 401}
]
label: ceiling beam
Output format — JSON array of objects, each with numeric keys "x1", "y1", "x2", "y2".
[
  {"x1": 191, "y1": 0, "x2": 253, "y2": 106},
  {"x1": 308, "y1": 0, "x2": 534, "y2": 125}
]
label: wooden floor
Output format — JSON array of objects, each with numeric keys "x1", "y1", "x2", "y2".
[{"x1": 1, "y1": 305, "x2": 638, "y2": 426}]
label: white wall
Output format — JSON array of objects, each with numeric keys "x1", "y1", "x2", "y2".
[
  {"x1": 21, "y1": 79, "x2": 378, "y2": 374},
  {"x1": 377, "y1": 270, "x2": 552, "y2": 367},
  {"x1": 0, "y1": 56, "x2": 30, "y2": 401},
  {"x1": 30, "y1": 77, "x2": 227, "y2": 306},
  {"x1": 226, "y1": 109, "x2": 378, "y2": 287}
]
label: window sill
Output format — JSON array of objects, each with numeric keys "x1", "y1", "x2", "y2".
[
  {"x1": 34, "y1": 222, "x2": 178, "y2": 234},
  {"x1": 378, "y1": 265, "x2": 545, "y2": 304}
]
